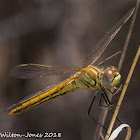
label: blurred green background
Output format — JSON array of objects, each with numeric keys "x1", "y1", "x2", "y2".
[{"x1": 0, "y1": 0, "x2": 139, "y2": 140}]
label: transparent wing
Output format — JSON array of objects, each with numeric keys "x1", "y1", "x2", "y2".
[
  {"x1": 83, "y1": 8, "x2": 134, "y2": 68},
  {"x1": 10, "y1": 63, "x2": 81, "y2": 79}
]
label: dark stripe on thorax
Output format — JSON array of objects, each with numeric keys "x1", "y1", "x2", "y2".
[{"x1": 79, "y1": 78, "x2": 91, "y2": 87}]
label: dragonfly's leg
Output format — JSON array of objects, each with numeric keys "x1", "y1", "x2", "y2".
[
  {"x1": 98, "y1": 92, "x2": 109, "y2": 108},
  {"x1": 99, "y1": 92, "x2": 125, "y2": 128},
  {"x1": 110, "y1": 109, "x2": 124, "y2": 125},
  {"x1": 101, "y1": 99, "x2": 125, "y2": 126},
  {"x1": 113, "y1": 84, "x2": 123, "y2": 96},
  {"x1": 88, "y1": 91, "x2": 97, "y2": 115},
  {"x1": 104, "y1": 91, "x2": 118, "y2": 106},
  {"x1": 103, "y1": 91, "x2": 112, "y2": 105},
  {"x1": 88, "y1": 91, "x2": 107, "y2": 131},
  {"x1": 98, "y1": 92, "x2": 115, "y2": 108},
  {"x1": 103, "y1": 92, "x2": 124, "y2": 126},
  {"x1": 107, "y1": 84, "x2": 122, "y2": 96},
  {"x1": 98, "y1": 93, "x2": 103, "y2": 108}
]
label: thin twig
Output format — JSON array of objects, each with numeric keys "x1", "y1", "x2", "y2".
[
  {"x1": 105, "y1": 46, "x2": 140, "y2": 140},
  {"x1": 94, "y1": 1, "x2": 139, "y2": 139}
]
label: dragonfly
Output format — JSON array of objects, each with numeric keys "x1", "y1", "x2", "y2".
[{"x1": 8, "y1": 8, "x2": 134, "y2": 116}]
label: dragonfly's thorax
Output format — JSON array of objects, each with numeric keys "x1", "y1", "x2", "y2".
[{"x1": 75, "y1": 66, "x2": 102, "y2": 90}]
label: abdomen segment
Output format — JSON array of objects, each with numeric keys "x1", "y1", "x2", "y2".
[{"x1": 9, "y1": 78, "x2": 78, "y2": 115}]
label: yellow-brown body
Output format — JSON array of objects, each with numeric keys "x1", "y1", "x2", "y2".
[{"x1": 9, "y1": 66, "x2": 103, "y2": 115}]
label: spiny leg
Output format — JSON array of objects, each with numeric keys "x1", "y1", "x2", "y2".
[
  {"x1": 104, "y1": 91, "x2": 118, "y2": 106},
  {"x1": 88, "y1": 91, "x2": 97, "y2": 115},
  {"x1": 98, "y1": 92, "x2": 109, "y2": 108},
  {"x1": 104, "y1": 91, "x2": 113, "y2": 105},
  {"x1": 88, "y1": 91, "x2": 107, "y2": 131},
  {"x1": 98, "y1": 91, "x2": 126, "y2": 135},
  {"x1": 99, "y1": 93, "x2": 103, "y2": 108},
  {"x1": 106, "y1": 84, "x2": 122, "y2": 96},
  {"x1": 103, "y1": 91, "x2": 124, "y2": 125},
  {"x1": 98, "y1": 92, "x2": 113, "y2": 108},
  {"x1": 110, "y1": 109, "x2": 124, "y2": 125}
]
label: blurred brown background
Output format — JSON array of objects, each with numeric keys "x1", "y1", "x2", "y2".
[{"x1": 0, "y1": 0, "x2": 139, "y2": 140}]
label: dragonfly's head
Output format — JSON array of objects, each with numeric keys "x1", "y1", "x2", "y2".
[{"x1": 102, "y1": 66, "x2": 121, "y2": 87}]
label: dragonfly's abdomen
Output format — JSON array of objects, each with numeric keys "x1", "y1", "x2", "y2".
[
  {"x1": 9, "y1": 67, "x2": 101, "y2": 115},
  {"x1": 9, "y1": 77, "x2": 78, "y2": 115}
]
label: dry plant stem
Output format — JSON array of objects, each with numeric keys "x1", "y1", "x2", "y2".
[
  {"x1": 94, "y1": 2, "x2": 139, "y2": 139},
  {"x1": 105, "y1": 46, "x2": 140, "y2": 140},
  {"x1": 126, "y1": 126, "x2": 131, "y2": 140}
]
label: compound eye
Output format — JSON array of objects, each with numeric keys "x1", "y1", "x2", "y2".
[
  {"x1": 110, "y1": 66, "x2": 118, "y2": 72},
  {"x1": 104, "y1": 68, "x2": 114, "y2": 80}
]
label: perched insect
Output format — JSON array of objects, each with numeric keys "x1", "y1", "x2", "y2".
[{"x1": 8, "y1": 8, "x2": 134, "y2": 116}]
